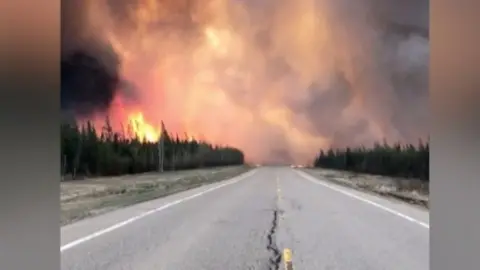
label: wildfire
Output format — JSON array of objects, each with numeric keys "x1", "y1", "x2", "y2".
[
  {"x1": 128, "y1": 112, "x2": 162, "y2": 142},
  {"x1": 74, "y1": 0, "x2": 425, "y2": 164}
]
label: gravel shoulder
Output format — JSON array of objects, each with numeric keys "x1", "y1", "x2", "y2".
[
  {"x1": 61, "y1": 166, "x2": 252, "y2": 225},
  {"x1": 300, "y1": 168, "x2": 429, "y2": 209}
]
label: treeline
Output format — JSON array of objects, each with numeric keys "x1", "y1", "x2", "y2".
[
  {"x1": 61, "y1": 120, "x2": 244, "y2": 179},
  {"x1": 313, "y1": 140, "x2": 429, "y2": 181}
]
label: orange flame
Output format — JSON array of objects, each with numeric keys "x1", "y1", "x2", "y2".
[{"x1": 128, "y1": 112, "x2": 162, "y2": 142}]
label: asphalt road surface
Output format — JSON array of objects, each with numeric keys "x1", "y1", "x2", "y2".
[{"x1": 61, "y1": 167, "x2": 429, "y2": 270}]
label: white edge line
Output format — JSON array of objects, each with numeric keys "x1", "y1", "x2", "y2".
[
  {"x1": 296, "y1": 170, "x2": 430, "y2": 229},
  {"x1": 61, "y1": 169, "x2": 257, "y2": 252}
]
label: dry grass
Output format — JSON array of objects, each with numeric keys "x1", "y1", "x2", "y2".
[
  {"x1": 61, "y1": 166, "x2": 251, "y2": 225},
  {"x1": 301, "y1": 168, "x2": 429, "y2": 208}
]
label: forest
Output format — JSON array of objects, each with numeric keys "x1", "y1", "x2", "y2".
[
  {"x1": 61, "y1": 117, "x2": 429, "y2": 182},
  {"x1": 313, "y1": 140, "x2": 429, "y2": 181},
  {"x1": 61, "y1": 119, "x2": 245, "y2": 179}
]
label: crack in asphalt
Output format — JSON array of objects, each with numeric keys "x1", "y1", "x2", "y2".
[{"x1": 266, "y1": 208, "x2": 281, "y2": 270}]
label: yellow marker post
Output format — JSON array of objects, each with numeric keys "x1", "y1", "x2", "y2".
[{"x1": 283, "y1": 248, "x2": 293, "y2": 270}]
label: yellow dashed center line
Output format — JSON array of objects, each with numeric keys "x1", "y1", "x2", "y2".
[
  {"x1": 283, "y1": 248, "x2": 293, "y2": 270},
  {"x1": 277, "y1": 176, "x2": 294, "y2": 269}
]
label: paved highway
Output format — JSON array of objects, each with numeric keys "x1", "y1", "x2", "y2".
[{"x1": 61, "y1": 167, "x2": 429, "y2": 270}]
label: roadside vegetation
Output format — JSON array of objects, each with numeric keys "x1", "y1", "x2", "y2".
[
  {"x1": 313, "y1": 140, "x2": 429, "y2": 182},
  {"x1": 60, "y1": 118, "x2": 249, "y2": 224},
  {"x1": 61, "y1": 166, "x2": 250, "y2": 225},
  {"x1": 61, "y1": 119, "x2": 245, "y2": 180},
  {"x1": 308, "y1": 140, "x2": 429, "y2": 207}
]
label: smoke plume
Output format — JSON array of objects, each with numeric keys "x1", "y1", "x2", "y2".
[
  {"x1": 61, "y1": 0, "x2": 429, "y2": 164},
  {"x1": 61, "y1": 0, "x2": 137, "y2": 117}
]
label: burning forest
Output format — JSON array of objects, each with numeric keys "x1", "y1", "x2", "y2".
[{"x1": 61, "y1": 0, "x2": 429, "y2": 165}]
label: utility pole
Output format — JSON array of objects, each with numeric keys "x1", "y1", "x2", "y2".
[
  {"x1": 171, "y1": 134, "x2": 177, "y2": 171},
  {"x1": 158, "y1": 121, "x2": 166, "y2": 172},
  {"x1": 171, "y1": 144, "x2": 176, "y2": 171},
  {"x1": 62, "y1": 154, "x2": 67, "y2": 181}
]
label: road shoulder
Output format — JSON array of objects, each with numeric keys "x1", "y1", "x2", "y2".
[
  {"x1": 295, "y1": 169, "x2": 430, "y2": 227},
  {"x1": 61, "y1": 168, "x2": 256, "y2": 248},
  {"x1": 61, "y1": 166, "x2": 251, "y2": 226},
  {"x1": 299, "y1": 168, "x2": 429, "y2": 209}
]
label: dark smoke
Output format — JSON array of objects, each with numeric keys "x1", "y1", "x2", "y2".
[
  {"x1": 61, "y1": 50, "x2": 120, "y2": 117},
  {"x1": 61, "y1": 0, "x2": 134, "y2": 117}
]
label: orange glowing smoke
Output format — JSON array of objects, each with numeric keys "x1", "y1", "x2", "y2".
[
  {"x1": 79, "y1": 0, "x2": 429, "y2": 164},
  {"x1": 80, "y1": 0, "x2": 351, "y2": 163},
  {"x1": 128, "y1": 112, "x2": 162, "y2": 142}
]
